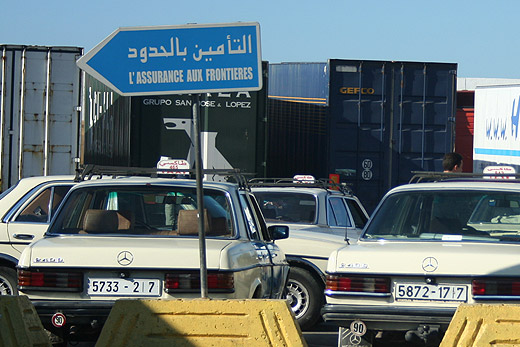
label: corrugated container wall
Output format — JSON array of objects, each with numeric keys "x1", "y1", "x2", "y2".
[
  {"x1": 0, "y1": 45, "x2": 83, "y2": 191},
  {"x1": 268, "y1": 60, "x2": 457, "y2": 213},
  {"x1": 267, "y1": 63, "x2": 329, "y2": 178},
  {"x1": 83, "y1": 62, "x2": 268, "y2": 176}
]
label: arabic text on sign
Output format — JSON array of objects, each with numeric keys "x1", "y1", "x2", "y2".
[{"x1": 127, "y1": 34, "x2": 253, "y2": 64}]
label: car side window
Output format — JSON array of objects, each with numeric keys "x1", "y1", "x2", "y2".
[
  {"x1": 239, "y1": 194, "x2": 260, "y2": 240},
  {"x1": 328, "y1": 197, "x2": 352, "y2": 227},
  {"x1": 248, "y1": 194, "x2": 271, "y2": 242},
  {"x1": 346, "y1": 198, "x2": 368, "y2": 228},
  {"x1": 15, "y1": 185, "x2": 73, "y2": 223}
]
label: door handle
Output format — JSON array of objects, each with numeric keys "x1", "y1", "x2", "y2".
[{"x1": 13, "y1": 234, "x2": 35, "y2": 240}]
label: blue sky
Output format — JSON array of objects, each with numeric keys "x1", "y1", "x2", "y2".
[{"x1": 2, "y1": 0, "x2": 518, "y2": 79}]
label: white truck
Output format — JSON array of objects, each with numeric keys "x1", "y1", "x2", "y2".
[
  {"x1": 0, "y1": 45, "x2": 83, "y2": 191},
  {"x1": 474, "y1": 84, "x2": 520, "y2": 173}
]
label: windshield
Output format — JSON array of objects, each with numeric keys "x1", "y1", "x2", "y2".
[
  {"x1": 363, "y1": 190, "x2": 520, "y2": 243},
  {"x1": 49, "y1": 185, "x2": 234, "y2": 237},
  {"x1": 253, "y1": 192, "x2": 316, "y2": 223}
]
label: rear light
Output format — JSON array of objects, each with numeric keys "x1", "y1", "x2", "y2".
[
  {"x1": 472, "y1": 278, "x2": 520, "y2": 297},
  {"x1": 326, "y1": 275, "x2": 391, "y2": 294},
  {"x1": 18, "y1": 269, "x2": 83, "y2": 291},
  {"x1": 165, "y1": 271, "x2": 234, "y2": 293}
]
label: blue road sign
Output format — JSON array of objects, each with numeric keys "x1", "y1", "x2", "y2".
[{"x1": 77, "y1": 22, "x2": 262, "y2": 96}]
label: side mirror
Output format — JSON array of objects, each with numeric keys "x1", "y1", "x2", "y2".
[{"x1": 268, "y1": 225, "x2": 289, "y2": 240}]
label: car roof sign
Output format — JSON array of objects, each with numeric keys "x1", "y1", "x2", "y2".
[
  {"x1": 483, "y1": 166, "x2": 516, "y2": 179},
  {"x1": 293, "y1": 175, "x2": 315, "y2": 184}
]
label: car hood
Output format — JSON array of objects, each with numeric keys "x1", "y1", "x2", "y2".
[
  {"x1": 328, "y1": 241, "x2": 520, "y2": 277},
  {"x1": 21, "y1": 236, "x2": 233, "y2": 270},
  {"x1": 266, "y1": 221, "x2": 362, "y2": 239},
  {"x1": 275, "y1": 228, "x2": 350, "y2": 259}
]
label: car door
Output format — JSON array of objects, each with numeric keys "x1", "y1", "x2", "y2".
[
  {"x1": 239, "y1": 193, "x2": 273, "y2": 298},
  {"x1": 248, "y1": 193, "x2": 288, "y2": 299},
  {"x1": 7, "y1": 184, "x2": 73, "y2": 253}
]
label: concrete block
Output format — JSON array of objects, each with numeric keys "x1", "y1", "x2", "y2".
[
  {"x1": 97, "y1": 298, "x2": 307, "y2": 347},
  {"x1": 441, "y1": 303, "x2": 520, "y2": 346},
  {"x1": 0, "y1": 295, "x2": 50, "y2": 347}
]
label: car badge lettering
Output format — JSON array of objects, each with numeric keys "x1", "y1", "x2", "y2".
[
  {"x1": 422, "y1": 257, "x2": 438, "y2": 272},
  {"x1": 340, "y1": 262, "x2": 368, "y2": 269},
  {"x1": 117, "y1": 251, "x2": 134, "y2": 266},
  {"x1": 34, "y1": 257, "x2": 64, "y2": 264}
]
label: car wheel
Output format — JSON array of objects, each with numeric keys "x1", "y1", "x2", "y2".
[
  {"x1": 0, "y1": 266, "x2": 18, "y2": 295},
  {"x1": 285, "y1": 267, "x2": 323, "y2": 330}
]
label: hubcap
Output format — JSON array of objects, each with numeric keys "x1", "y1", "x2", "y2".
[
  {"x1": 285, "y1": 279, "x2": 309, "y2": 319},
  {"x1": 0, "y1": 276, "x2": 14, "y2": 295}
]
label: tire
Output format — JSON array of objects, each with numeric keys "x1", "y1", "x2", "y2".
[
  {"x1": 285, "y1": 267, "x2": 323, "y2": 330},
  {"x1": 0, "y1": 266, "x2": 18, "y2": 295}
]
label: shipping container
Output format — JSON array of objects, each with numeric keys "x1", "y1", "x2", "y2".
[
  {"x1": 455, "y1": 91, "x2": 474, "y2": 172},
  {"x1": 83, "y1": 62, "x2": 269, "y2": 178},
  {"x1": 473, "y1": 84, "x2": 520, "y2": 172},
  {"x1": 0, "y1": 45, "x2": 83, "y2": 191},
  {"x1": 267, "y1": 63, "x2": 329, "y2": 178},
  {"x1": 455, "y1": 78, "x2": 520, "y2": 174},
  {"x1": 83, "y1": 74, "x2": 132, "y2": 166},
  {"x1": 267, "y1": 59, "x2": 457, "y2": 212}
]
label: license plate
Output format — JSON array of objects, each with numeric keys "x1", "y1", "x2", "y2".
[
  {"x1": 395, "y1": 283, "x2": 468, "y2": 302},
  {"x1": 87, "y1": 278, "x2": 161, "y2": 296}
]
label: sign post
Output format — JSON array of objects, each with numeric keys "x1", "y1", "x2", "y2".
[
  {"x1": 191, "y1": 94, "x2": 208, "y2": 297},
  {"x1": 77, "y1": 22, "x2": 262, "y2": 298}
]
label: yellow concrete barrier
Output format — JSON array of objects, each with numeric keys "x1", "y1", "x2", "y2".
[
  {"x1": 441, "y1": 304, "x2": 520, "y2": 346},
  {"x1": 96, "y1": 298, "x2": 307, "y2": 347},
  {"x1": 0, "y1": 295, "x2": 50, "y2": 347}
]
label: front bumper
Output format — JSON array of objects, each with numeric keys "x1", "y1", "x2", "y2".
[{"x1": 321, "y1": 304, "x2": 456, "y2": 331}]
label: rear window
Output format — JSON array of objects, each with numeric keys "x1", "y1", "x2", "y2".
[
  {"x1": 253, "y1": 192, "x2": 316, "y2": 223},
  {"x1": 48, "y1": 185, "x2": 234, "y2": 238},
  {"x1": 363, "y1": 190, "x2": 520, "y2": 243}
]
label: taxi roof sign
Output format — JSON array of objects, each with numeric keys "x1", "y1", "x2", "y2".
[
  {"x1": 157, "y1": 157, "x2": 190, "y2": 175},
  {"x1": 293, "y1": 175, "x2": 316, "y2": 183},
  {"x1": 483, "y1": 165, "x2": 516, "y2": 179}
]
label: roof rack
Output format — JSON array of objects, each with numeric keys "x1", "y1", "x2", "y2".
[
  {"x1": 409, "y1": 171, "x2": 520, "y2": 183},
  {"x1": 248, "y1": 177, "x2": 354, "y2": 195},
  {"x1": 75, "y1": 165, "x2": 249, "y2": 189}
]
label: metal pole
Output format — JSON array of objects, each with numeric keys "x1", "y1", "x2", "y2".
[
  {"x1": 43, "y1": 48, "x2": 52, "y2": 176},
  {"x1": 192, "y1": 93, "x2": 208, "y2": 298},
  {"x1": 0, "y1": 47, "x2": 7, "y2": 190},
  {"x1": 18, "y1": 48, "x2": 27, "y2": 182}
]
